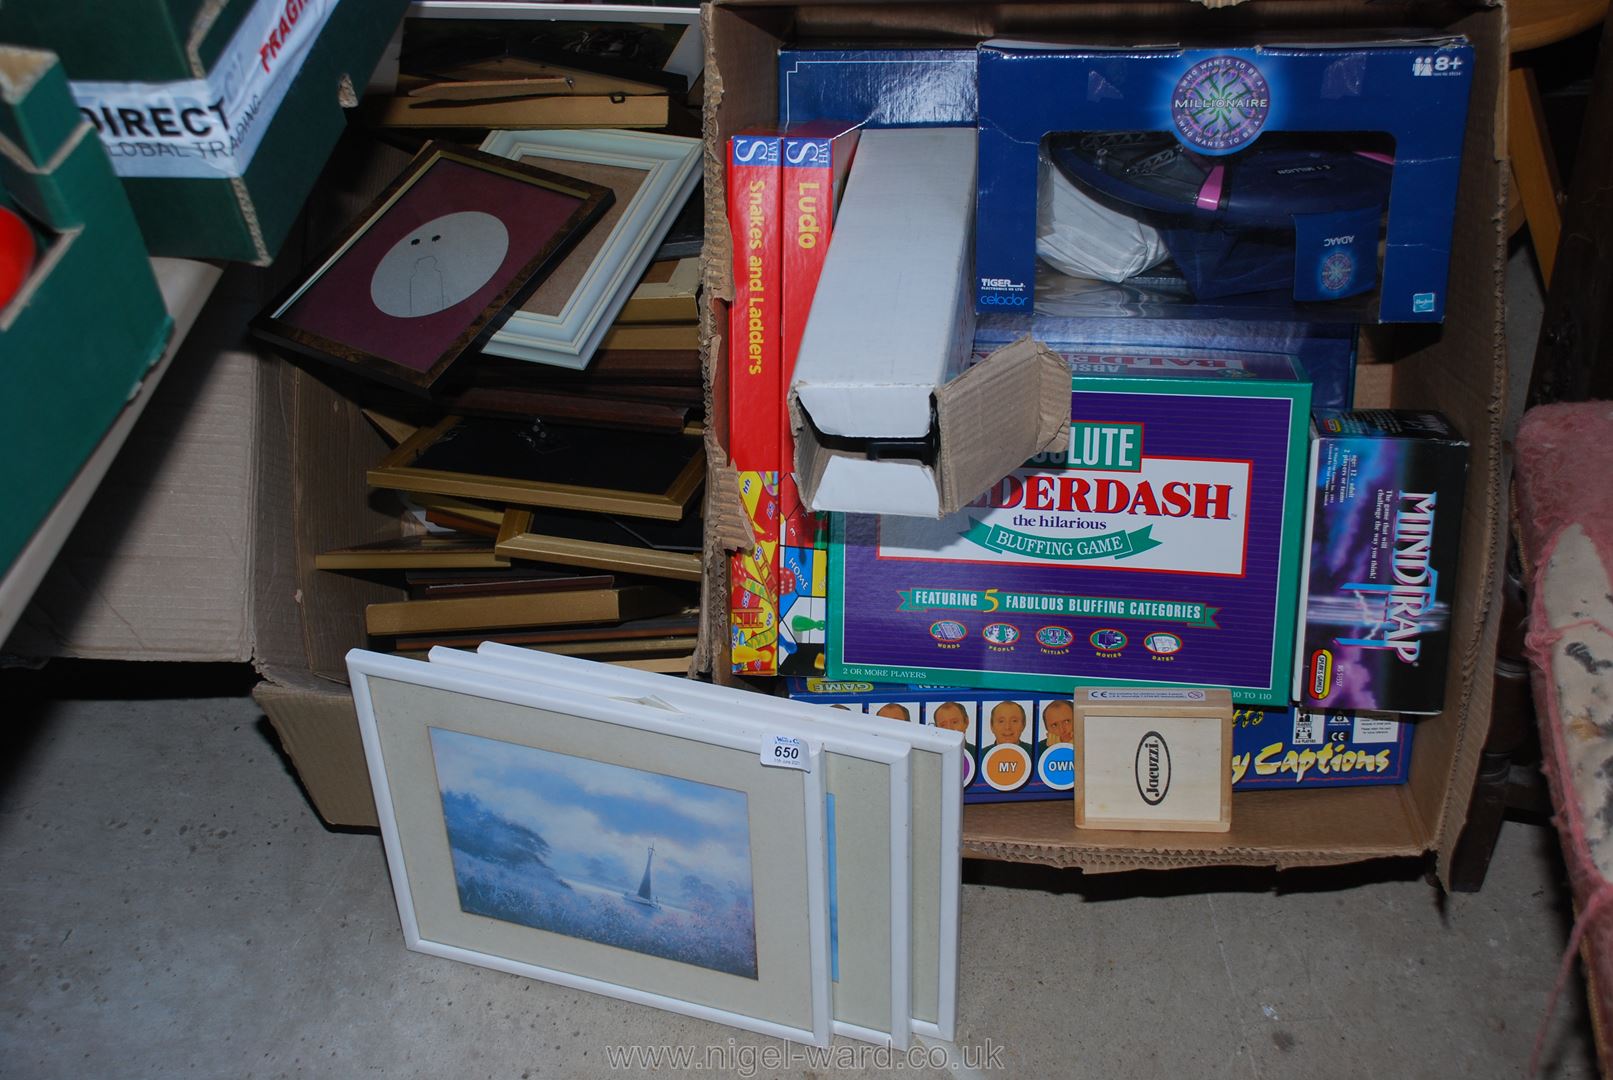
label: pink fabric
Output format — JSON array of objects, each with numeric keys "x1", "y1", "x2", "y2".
[
  {"x1": 1515, "y1": 402, "x2": 1613, "y2": 556},
  {"x1": 1516, "y1": 402, "x2": 1613, "y2": 1073}
]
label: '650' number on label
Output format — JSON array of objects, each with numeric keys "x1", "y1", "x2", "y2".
[{"x1": 761, "y1": 735, "x2": 809, "y2": 771}]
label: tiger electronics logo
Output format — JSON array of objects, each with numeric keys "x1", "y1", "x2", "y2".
[
  {"x1": 731, "y1": 136, "x2": 779, "y2": 165},
  {"x1": 1171, "y1": 55, "x2": 1271, "y2": 154}
]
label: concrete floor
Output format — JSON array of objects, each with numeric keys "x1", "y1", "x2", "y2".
[{"x1": 0, "y1": 664, "x2": 1600, "y2": 1080}]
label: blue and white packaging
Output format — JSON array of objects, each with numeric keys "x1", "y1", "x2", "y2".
[
  {"x1": 778, "y1": 48, "x2": 978, "y2": 128},
  {"x1": 976, "y1": 36, "x2": 1474, "y2": 323},
  {"x1": 975, "y1": 315, "x2": 1358, "y2": 411}
]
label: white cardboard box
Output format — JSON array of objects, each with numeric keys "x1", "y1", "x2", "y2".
[{"x1": 787, "y1": 128, "x2": 1068, "y2": 518}]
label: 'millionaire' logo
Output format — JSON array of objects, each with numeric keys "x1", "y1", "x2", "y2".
[{"x1": 1171, "y1": 55, "x2": 1271, "y2": 154}]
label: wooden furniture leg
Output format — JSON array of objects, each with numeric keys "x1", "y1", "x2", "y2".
[
  {"x1": 1531, "y1": 7, "x2": 1613, "y2": 404},
  {"x1": 1450, "y1": 543, "x2": 1536, "y2": 891},
  {"x1": 1508, "y1": 65, "x2": 1564, "y2": 287}
]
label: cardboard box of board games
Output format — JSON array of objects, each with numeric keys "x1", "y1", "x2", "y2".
[
  {"x1": 974, "y1": 35, "x2": 1474, "y2": 323},
  {"x1": 786, "y1": 679, "x2": 1415, "y2": 803},
  {"x1": 704, "y1": 0, "x2": 1506, "y2": 881}
]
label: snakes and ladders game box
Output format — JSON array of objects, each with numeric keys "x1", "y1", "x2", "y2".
[
  {"x1": 786, "y1": 680, "x2": 1414, "y2": 803},
  {"x1": 1295, "y1": 409, "x2": 1469, "y2": 714},
  {"x1": 974, "y1": 36, "x2": 1474, "y2": 323},
  {"x1": 827, "y1": 350, "x2": 1310, "y2": 706},
  {"x1": 726, "y1": 131, "x2": 783, "y2": 675}
]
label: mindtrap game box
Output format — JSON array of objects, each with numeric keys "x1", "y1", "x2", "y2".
[
  {"x1": 1295, "y1": 410, "x2": 1469, "y2": 714},
  {"x1": 827, "y1": 351, "x2": 1310, "y2": 705}
]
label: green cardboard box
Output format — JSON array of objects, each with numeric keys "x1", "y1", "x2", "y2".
[
  {"x1": 0, "y1": 0, "x2": 408, "y2": 264},
  {"x1": 0, "y1": 45, "x2": 172, "y2": 575}
]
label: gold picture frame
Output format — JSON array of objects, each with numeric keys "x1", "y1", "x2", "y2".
[
  {"x1": 368, "y1": 416, "x2": 704, "y2": 522},
  {"x1": 495, "y1": 508, "x2": 702, "y2": 582}
]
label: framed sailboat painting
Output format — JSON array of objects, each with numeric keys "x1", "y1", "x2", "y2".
[
  {"x1": 427, "y1": 645, "x2": 918, "y2": 1048},
  {"x1": 429, "y1": 644, "x2": 961, "y2": 1045},
  {"x1": 345, "y1": 650, "x2": 833, "y2": 1045}
]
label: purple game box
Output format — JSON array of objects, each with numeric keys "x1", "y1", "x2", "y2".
[
  {"x1": 1295, "y1": 410, "x2": 1469, "y2": 714},
  {"x1": 827, "y1": 352, "x2": 1312, "y2": 705}
]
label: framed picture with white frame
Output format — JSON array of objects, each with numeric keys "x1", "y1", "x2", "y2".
[
  {"x1": 479, "y1": 129, "x2": 700, "y2": 369},
  {"x1": 346, "y1": 650, "x2": 833, "y2": 1045},
  {"x1": 428, "y1": 645, "x2": 916, "y2": 1047},
  {"x1": 435, "y1": 642, "x2": 964, "y2": 1043}
]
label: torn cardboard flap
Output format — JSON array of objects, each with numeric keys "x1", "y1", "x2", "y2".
[
  {"x1": 936, "y1": 335, "x2": 1069, "y2": 511},
  {"x1": 793, "y1": 335, "x2": 1069, "y2": 518}
]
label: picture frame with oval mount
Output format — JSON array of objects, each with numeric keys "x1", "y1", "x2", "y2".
[{"x1": 251, "y1": 141, "x2": 612, "y2": 394}]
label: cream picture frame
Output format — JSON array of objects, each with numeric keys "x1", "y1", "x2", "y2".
[
  {"x1": 346, "y1": 650, "x2": 833, "y2": 1045},
  {"x1": 440, "y1": 642, "x2": 963, "y2": 1042},
  {"x1": 479, "y1": 129, "x2": 701, "y2": 369},
  {"x1": 428, "y1": 646, "x2": 914, "y2": 1047}
]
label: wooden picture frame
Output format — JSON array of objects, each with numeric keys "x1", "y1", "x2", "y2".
[
  {"x1": 252, "y1": 142, "x2": 612, "y2": 393},
  {"x1": 406, "y1": 3, "x2": 705, "y2": 86},
  {"x1": 363, "y1": 581, "x2": 685, "y2": 636},
  {"x1": 479, "y1": 129, "x2": 701, "y2": 369},
  {"x1": 315, "y1": 534, "x2": 510, "y2": 570},
  {"x1": 387, "y1": 612, "x2": 698, "y2": 650},
  {"x1": 447, "y1": 642, "x2": 965, "y2": 1043},
  {"x1": 618, "y1": 257, "x2": 699, "y2": 324},
  {"x1": 346, "y1": 650, "x2": 832, "y2": 1045},
  {"x1": 496, "y1": 507, "x2": 702, "y2": 582},
  {"x1": 368, "y1": 416, "x2": 705, "y2": 522},
  {"x1": 428, "y1": 645, "x2": 916, "y2": 1048}
]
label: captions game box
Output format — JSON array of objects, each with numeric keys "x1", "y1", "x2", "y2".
[
  {"x1": 828, "y1": 351, "x2": 1310, "y2": 705},
  {"x1": 1295, "y1": 410, "x2": 1469, "y2": 714},
  {"x1": 787, "y1": 680, "x2": 1414, "y2": 803}
]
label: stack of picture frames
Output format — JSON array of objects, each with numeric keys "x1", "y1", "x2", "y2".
[
  {"x1": 255, "y1": 125, "x2": 705, "y2": 669},
  {"x1": 314, "y1": 410, "x2": 706, "y2": 667},
  {"x1": 346, "y1": 646, "x2": 964, "y2": 1047}
]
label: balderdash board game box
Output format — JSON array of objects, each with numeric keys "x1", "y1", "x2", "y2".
[
  {"x1": 787, "y1": 679, "x2": 1414, "y2": 803},
  {"x1": 1295, "y1": 410, "x2": 1469, "y2": 714},
  {"x1": 828, "y1": 349, "x2": 1310, "y2": 705}
]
